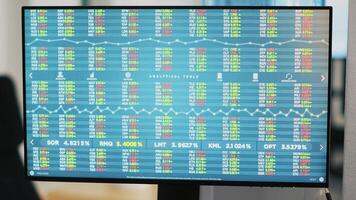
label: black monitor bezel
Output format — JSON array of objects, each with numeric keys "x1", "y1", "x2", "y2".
[{"x1": 22, "y1": 6, "x2": 332, "y2": 188}]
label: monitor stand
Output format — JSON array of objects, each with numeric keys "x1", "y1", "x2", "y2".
[{"x1": 158, "y1": 183, "x2": 200, "y2": 200}]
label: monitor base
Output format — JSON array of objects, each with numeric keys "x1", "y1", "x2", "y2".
[{"x1": 158, "y1": 183, "x2": 200, "y2": 200}]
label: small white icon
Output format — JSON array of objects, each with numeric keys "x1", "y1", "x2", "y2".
[
  {"x1": 281, "y1": 73, "x2": 296, "y2": 83},
  {"x1": 125, "y1": 72, "x2": 131, "y2": 79},
  {"x1": 286, "y1": 73, "x2": 293, "y2": 80},
  {"x1": 29, "y1": 171, "x2": 35, "y2": 176},
  {"x1": 87, "y1": 72, "x2": 97, "y2": 81},
  {"x1": 56, "y1": 72, "x2": 65, "y2": 80},
  {"x1": 217, "y1": 73, "x2": 222, "y2": 81},
  {"x1": 319, "y1": 177, "x2": 324, "y2": 182},
  {"x1": 252, "y1": 73, "x2": 258, "y2": 82},
  {"x1": 321, "y1": 75, "x2": 325, "y2": 82}
]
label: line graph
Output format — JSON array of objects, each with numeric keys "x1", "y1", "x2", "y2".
[
  {"x1": 27, "y1": 105, "x2": 327, "y2": 118},
  {"x1": 25, "y1": 37, "x2": 329, "y2": 47}
]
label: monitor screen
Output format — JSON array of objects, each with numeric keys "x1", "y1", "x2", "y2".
[{"x1": 23, "y1": 7, "x2": 331, "y2": 187}]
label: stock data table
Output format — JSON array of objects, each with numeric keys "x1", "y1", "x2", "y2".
[{"x1": 24, "y1": 8, "x2": 330, "y2": 184}]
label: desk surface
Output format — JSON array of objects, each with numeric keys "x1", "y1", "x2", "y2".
[{"x1": 45, "y1": 183, "x2": 157, "y2": 200}]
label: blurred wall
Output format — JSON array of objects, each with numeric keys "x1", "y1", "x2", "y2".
[
  {"x1": 326, "y1": 0, "x2": 349, "y2": 59},
  {"x1": 343, "y1": 0, "x2": 356, "y2": 199},
  {"x1": 0, "y1": 0, "x2": 27, "y2": 113}
]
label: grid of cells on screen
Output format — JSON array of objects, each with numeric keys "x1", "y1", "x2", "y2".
[{"x1": 24, "y1": 8, "x2": 330, "y2": 183}]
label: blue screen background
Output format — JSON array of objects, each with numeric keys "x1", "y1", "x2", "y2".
[{"x1": 24, "y1": 8, "x2": 330, "y2": 184}]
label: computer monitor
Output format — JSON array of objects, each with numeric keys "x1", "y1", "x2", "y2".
[{"x1": 22, "y1": 6, "x2": 332, "y2": 187}]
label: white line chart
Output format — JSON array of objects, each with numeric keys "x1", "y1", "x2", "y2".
[
  {"x1": 27, "y1": 105, "x2": 327, "y2": 118},
  {"x1": 25, "y1": 37, "x2": 329, "y2": 47}
]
